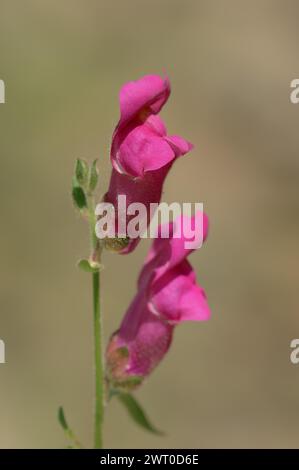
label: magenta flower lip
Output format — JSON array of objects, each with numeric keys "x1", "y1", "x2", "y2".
[{"x1": 116, "y1": 75, "x2": 171, "y2": 134}]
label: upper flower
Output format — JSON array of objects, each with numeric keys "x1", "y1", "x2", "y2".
[
  {"x1": 103, "y1": 74, "x2": 194, "y2": 254},
  {"x1": 111, "y1": 74, "x2": 192, "y2": 178}
]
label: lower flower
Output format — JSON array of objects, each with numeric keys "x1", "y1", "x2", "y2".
[{"x1": 106, "y1": 212, "x2": 210, "y2": 391}]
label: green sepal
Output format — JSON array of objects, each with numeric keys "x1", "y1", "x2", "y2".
[
  {"x1": 89, "y1": 159, "x2": 99, "y2": 192},
  {"x1": 75, "y1": 158, "x2": 89, "y2": 187},
  {"x1": 77, "y1": 259, "x2": 102, "y2": 273},
  {"x1": 72, "y1": 177, "x2": 87, "y2": 210}
]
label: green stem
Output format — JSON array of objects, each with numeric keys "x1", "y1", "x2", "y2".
[
  {"x1": 88, "y1": 195, "x2": 104, "y2": 449},
  {"x1": 93, "y1": 270, "x2": 103, "y2": 449}
]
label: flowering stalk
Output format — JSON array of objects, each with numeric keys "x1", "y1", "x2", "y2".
[
  {"x1": 92, "y1": 270, "x2": 103, "y2": 448},
  {"x1": 60, "y1": 74, "x2": 210, "y2": 448}
]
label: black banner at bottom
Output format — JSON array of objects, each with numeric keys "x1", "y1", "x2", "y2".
[{"x1": 0, "y1": 449, "x2": 297, "y2": 465}]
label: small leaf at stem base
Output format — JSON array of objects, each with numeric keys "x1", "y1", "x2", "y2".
[
  {"x1": 77, "y1": 259, "x2": 102, "y2": 273},
  {"x1": 115, "y1": 392, "x2": 164, "y2": 436},
  {"x1": 57, "y1": 406, "x2": 83, "y2": 448},
  {"x1": 58, "y1": 406, "x2": 68, "y2": 430},
  {"x1": 72, "y1": 183, "x2": 87, "y2": 210}
]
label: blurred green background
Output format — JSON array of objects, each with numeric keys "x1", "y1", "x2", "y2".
[{"x1": 0, "y1": 0, "x2": 299, "y2": 449}]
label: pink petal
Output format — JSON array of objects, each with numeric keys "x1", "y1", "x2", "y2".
[
  {"x1": 125, "y1": 311, "x2": 173, "y2": 376},
  {"x1": 116, "y1": 124, "x2": 176, "y2": 177},
  {"x1": 145, "y1": 115, "x2": 167, "y2": 136},
  {"x1": 117, "y1": 290, "x2": 173, "y2": 376},
  {"x1": 165, "y1": 135, "x2": 194, "y2": 157},
  {"x1": 139, "y1": 211, "x2": 209, "y2": 287},
  {"x1": 179, "y1": 283, "x2": 211, "y2": 322},
  {"x1": 104, "y1": 166, "x2": 170, "y2": 253},
  {"x1": 149, "y1": 263, "x2": 193, "y2": 322},
  {"x1": 149, "y1": 260, "x2": 210, "y2": 323},
  {"x1": 119, "y1": 75, "x2": 170, "y2": 128}
]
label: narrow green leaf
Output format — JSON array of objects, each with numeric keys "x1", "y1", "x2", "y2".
[
  {"x1": 75, "y1": 159, "x2": 89, "y2": 187},
  {"x1": 57, "y1": 406, "x2": 83, "y2": 448},
  {"x1": 89, "y1": 159, "x2": 99, "y2": 192},
  {"x1": 117, "y1": 392, "x2": 164, "y2": 436},
  {"x1": 77, "y1": 259, "x2": 101, "y2": 273},
  {"x1": 72, "y1": 184, "x2": 87, "y2": 210},
  {"x1": 58, "y1": 406, "x2": 68, "y2": 430}
]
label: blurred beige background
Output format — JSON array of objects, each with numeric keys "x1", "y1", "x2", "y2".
[{"x1": 0, "y1": 0, "x2": 299, "y2": 449}]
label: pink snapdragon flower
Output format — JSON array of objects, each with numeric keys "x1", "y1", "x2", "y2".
[
  {"x1": 106, "y1": 212, "x2": 210, "y2": 389},
  {"x1": 104, "y1": 74, "x2": 193, "y2": 253}
]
